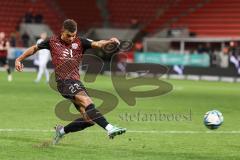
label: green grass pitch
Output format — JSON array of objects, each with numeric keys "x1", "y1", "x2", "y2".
[{"x1": 0, "y1": 71, "x2": 240, "y2": 160}]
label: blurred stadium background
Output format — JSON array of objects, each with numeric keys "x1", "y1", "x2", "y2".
[
  {"x1": 2, "y1": 0, "x2": 240, "y2": 79},
  {"x1": 1, "y1": 0, "x2": 240, "y2": 160}
]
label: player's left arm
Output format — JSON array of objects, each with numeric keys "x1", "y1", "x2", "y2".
[
  {"x1": 80, "y1": 37, "x2": 120, "y2": 53},
  {"x1": 91, "y1": 37, "x2": 120, "y2": 49}
]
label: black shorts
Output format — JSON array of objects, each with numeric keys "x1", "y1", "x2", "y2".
[
  {"x1": 57, "y1": 80, "x2": 88, "y2": 100},
  {"x1": 0, "y1": 57, "x2": 8, "y2": 66}
]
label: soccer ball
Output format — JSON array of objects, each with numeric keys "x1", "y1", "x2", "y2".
[{"x1": 203, "y1": 110, "x2": 224, "y2": 130}]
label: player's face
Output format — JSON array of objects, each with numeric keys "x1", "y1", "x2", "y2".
[{"x1": 61, "y1": 30, "x2": 77, "y2": 44}]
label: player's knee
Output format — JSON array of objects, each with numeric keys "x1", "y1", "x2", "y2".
[
  {"x1": 74, "y1": 95, "x2": 92, "y2": 107},
  {"x1": 82, "y1": 98, "x2": 92, "y2": 108}
]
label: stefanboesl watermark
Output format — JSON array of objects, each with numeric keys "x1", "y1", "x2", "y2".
[{"x1": 119, "y1": 109, "x2": 192, "y2": 122}]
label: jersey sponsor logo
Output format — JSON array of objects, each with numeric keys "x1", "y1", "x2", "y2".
[{"x1": 72, "y1": 43, "x2": 78, "y2": 49}]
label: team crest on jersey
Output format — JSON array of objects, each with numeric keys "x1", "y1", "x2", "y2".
[{"x1": 72, "y1": 43, "x2": 78, "y2": 49}]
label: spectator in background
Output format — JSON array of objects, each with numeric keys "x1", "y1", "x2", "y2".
[
  {"x1": 205, "y1": 43, "x2": 217, "y2": 67},
  {"x1": 11, "y1": 27, "x2": 21, "y2": 47},
  {"x1": 9, "y1": 32, "x2": 16, "y2": 47},
  {"x1": 21, "y1": 32, "x2": 30, "y2": 47},
  {"x1": 228, "y1": 41, "x2": 240, "y2": 74},
  {"x1": 197, "y1": 44, "x2": 208, "y2": 54},
  {"x1": 135, "y1": 41, "x2": 143, "y2": 52},
  {"x1": 24, "y1": 8, "x2": 34, "y2": 23},
  {"x1": 205, "y1": 43, "x2": 213, "y2": 54},
  {"x1": 34, "y1": 13, "x2": 43, "y2": 23},
  {"x1": 130, "y1": 18, "x2": 139, "y2": 29}
]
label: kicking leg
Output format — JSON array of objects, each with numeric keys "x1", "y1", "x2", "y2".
[{"x1": 73, "y1": 91, "x2": 126, "y2": 139}]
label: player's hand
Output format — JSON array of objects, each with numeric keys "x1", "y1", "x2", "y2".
[
  {"x1": 98, "y1": 37, "x2": 121, "y2": 54},
  {"x1": 100, "y1": 37, "x2": 120, "y2": 47},
  {"x1": 109, "y1": 37, "x2": 120, "y2": 45},
  {"x1": 15, "y1": 59, "x2": 24, "y2": 72},
  {"x1": 92, "y1": 38, "x2": 120, "y2": 49}
]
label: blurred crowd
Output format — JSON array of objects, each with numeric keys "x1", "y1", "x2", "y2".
[
  {"x1": 169, "y1": 41, "x2": 240, "y2": 70},
  {"x1": 8, "y1": 8, "x2": 44, "y2": 48}
]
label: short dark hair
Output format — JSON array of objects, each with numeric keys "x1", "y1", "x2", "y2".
[{"x1": 63, "y1": 19, "x2": 77, "y2": 33}]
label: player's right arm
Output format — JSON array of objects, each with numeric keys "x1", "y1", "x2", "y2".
[
  {"x1": 15, "y1": 45, "x2": 39, "y2": 72},
  {"x1": 15, "y1": 38, "x2": 50, "y2": 72}
]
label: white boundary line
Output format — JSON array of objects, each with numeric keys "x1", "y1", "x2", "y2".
[{"x1": 0, "y1": 129, "x2": 240, "y2": 134}]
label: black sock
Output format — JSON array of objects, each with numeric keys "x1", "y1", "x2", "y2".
[
  {"x1": 64, "y1": 118, "x2": 94, "y2": 134},
  {"x1": 7, "y1": 68, "x2": 11, "y2": 75},
  {"x1": 85, "y1": 104, "x2": 109, "y2": 129}
]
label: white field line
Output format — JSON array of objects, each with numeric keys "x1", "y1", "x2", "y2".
[{"x1": 0, "y1": 129, "x2": 240, "y2": 134}]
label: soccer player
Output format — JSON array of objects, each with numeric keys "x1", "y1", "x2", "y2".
[
  {"x1": 34, "y1": 32, "x2": 50, "y2": 83},
  {"x1": 15, "y1": 19, "x2": 126, "y2": 144},
  {"x1": 0, "y1": 32, "x2": 12, "y2": 82}
]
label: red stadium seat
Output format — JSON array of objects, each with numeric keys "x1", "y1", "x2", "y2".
[
  {"x1": 107, "y1": 0, "x2": 168, "y2": 28},
  {"x1": 0, "y1": 0, "x2": 63, "y2": 36},
  {"x1": 56, "y1": 0, "x2": 102, "y2": 30},
  {"x1": 2, "y1": 0, "x2": 240, "y2": 38},
  {"x1": 173, "y1": 0, "x2": 240, "y2": 37}
]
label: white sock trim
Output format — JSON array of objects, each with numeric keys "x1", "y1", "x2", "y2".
[
  {"x1": 60, "y1": 127, "x2": 65, "y2": 135},
  {"x1": 105, "y1": 124, "x2": 114, "y2": 131}
]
